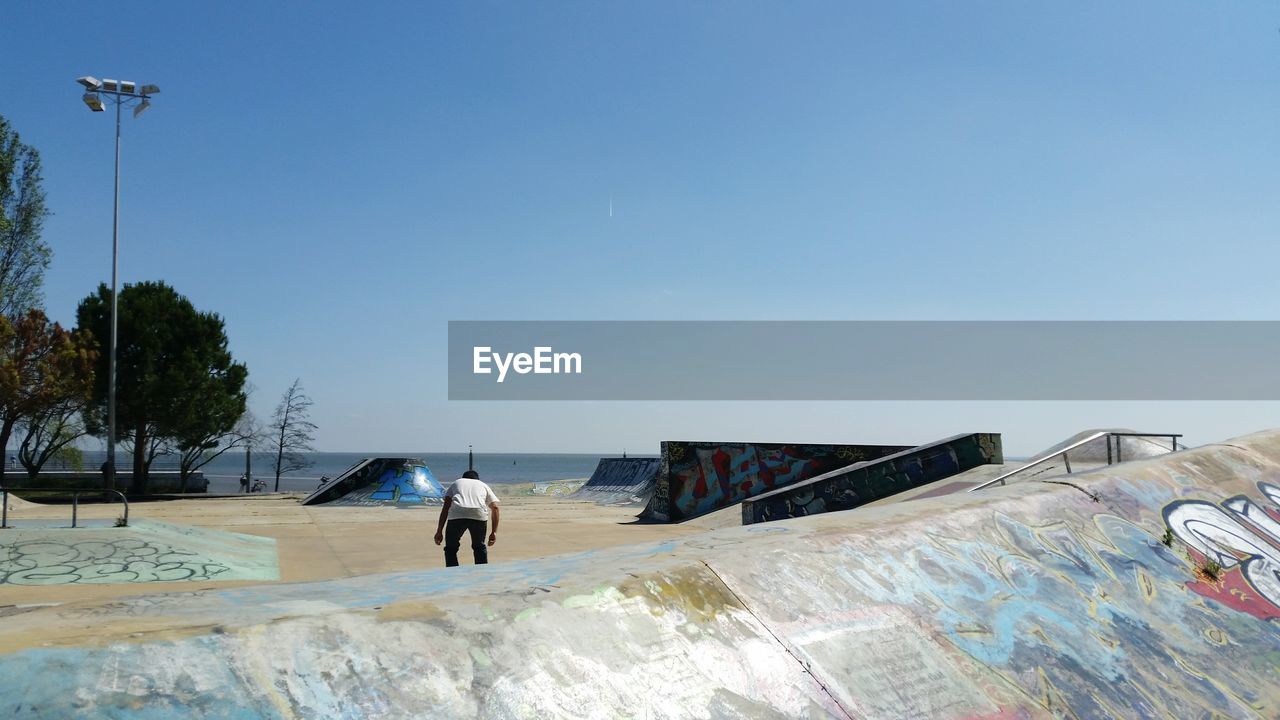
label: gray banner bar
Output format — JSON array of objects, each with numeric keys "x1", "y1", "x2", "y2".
[{"x1": 447, "y1": 321, "x2": 1280, "y2": 400}]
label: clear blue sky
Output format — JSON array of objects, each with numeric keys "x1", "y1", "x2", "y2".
[{"x1": 4, "y1": 2, "x2": 1279, "y2": 454}]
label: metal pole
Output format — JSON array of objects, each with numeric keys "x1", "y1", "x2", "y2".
[
  {"x1": 72, "y1": 493, "x2": 79, "y2": 528},
  {"x1": 2, "y1": 490, "x2": 7, "y2": 529},
  {"x1": 106, "y1": 96, "x2": 121, "y2": 491}
]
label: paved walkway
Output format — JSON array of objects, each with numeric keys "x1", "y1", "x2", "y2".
[{"x1": 0, "y1": 490, "x2": 705, "y2": 608}]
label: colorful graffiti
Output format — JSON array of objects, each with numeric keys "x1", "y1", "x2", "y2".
[
  {"x1": 1164, "y1": 481, "x2": 1280, "y2": 619},
  {"x1": 304, "y1": 458, "x2": 445, "y2": 507},
  {"x1": 9, "y1": 433, "x2": 1280, "y2": 717},
  {"x1": 641, "y1": 441, "x2": 909, "y2": 522},
  {"x1": 742, "y1": 432, "x2": 1002, "y2": 524}
]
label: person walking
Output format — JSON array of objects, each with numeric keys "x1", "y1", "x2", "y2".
[
  {"x1": 239, "y1": 474, "x2": 249, "y2": 493},
  {"x1": 433, "y1": 469, "x2": 500, "y2": 566}
]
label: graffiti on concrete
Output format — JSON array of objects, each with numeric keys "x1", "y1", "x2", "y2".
[
  {"x1": 531, "y1": 479, "x2": 587, "y2": 497},
  {"x1": 642, "y1": 441, "x2": 909, "y2": 522},
  {"x1": 310, "y1": 459, "x2": 445, "y2": 507},
  {"x1": 1, "y1": 537, "x2": 232, "y2": 585},
  {"x1": 1164, "y1": 481, "x2": 1280, "y2": 619},
  {"x1": 742, "y1": 433, "x2": 1002, "y2": 524},
  {"x1": 0, "y1": 521, "x2": 278, "y2": 585},
  {"x1": 11, "y1": 434, "x2": 1280, "y2": 717}
]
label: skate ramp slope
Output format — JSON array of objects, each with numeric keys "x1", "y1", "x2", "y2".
[
  {"x1": 569, "y1": 457, "x2": 660, "y2": 505},
  {"x1": 0, "y1": 519, "x2": 278, "y2": 585},
  {"x1": 7, "y1": 430, "x2": 1280, "y2": 717},
  {"x1": 641, "y1": 440, "x2": 910, "y2": 522},
  {"x1": 301, "y1": 458, "x2": 445, "y2": 507},
  {"x1": 742, "y1": 432, "x2": 1002, "y2": 524},
  {"x1": 1036, "y1": 427, "x2": 1180, "y2": 464}
]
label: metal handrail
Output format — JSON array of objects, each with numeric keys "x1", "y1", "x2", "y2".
[
  {"x1": 0, "y1": 487, "x2": 129, "y2": 529},
  {"x1": 968, "y1": 432, "x2": 1182, "y2": 492}
]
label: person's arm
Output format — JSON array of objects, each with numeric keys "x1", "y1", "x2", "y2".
[
  {"x1": 434, "y1": 496, "x2": 452, "y2": 545},
  {"x1": 488, "y1": 503, "x2": 500, "y2": 546}
]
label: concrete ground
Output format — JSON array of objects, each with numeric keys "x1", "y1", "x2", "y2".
[{"x1": 0, "y1": 489, "x2": 707, "y2": 609}]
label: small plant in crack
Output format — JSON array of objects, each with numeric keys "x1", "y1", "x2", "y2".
[
  {"x1": 1160, "y1": 528, "x2": 1174, "y2": 547},
  {"x1": 1198, "y1": 558, "x2": 1223, "y2": 582}
]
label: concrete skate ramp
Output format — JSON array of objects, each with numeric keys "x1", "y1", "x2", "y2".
[
  {"x1": 641, "y1": 440, "x2": 910, "y2": 522},
  {"x1": 569, "y1": 457, "x2": 660, "y2": 505},
  {"x1": 8, "y1": 430, "x2": 1280, "y2": 717},
  {"x1": 742, "y1": 432, "x2": 1002, "y2": 524},
  {"x1": 1036, "y1": 427, "x2": 1180, "y2": 464},
  {"x1": 0, "y1": 519, "x2": 278, "y2": 585},
  {"x1": 301, "y1": 458, "x2": 445, "y2": 507},
  {"x1": 2, "y1": 492, "x2": 36, "y2": 512}
]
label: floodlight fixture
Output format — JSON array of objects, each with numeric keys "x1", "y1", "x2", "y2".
[{"x1": 74, "y1": 72, "x2": 162, "y2": 494}]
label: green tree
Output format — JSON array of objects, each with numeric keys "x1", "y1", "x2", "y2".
[
  {"x1": 0, "y1": 115, "x2": 52, "y2": 319},
  {"x1": 15, "y1": 390, "x2": 92, "y2": 478},
  {"x1": 76, "y1": 281, "x2": 247, "y2": 493},
  {"x1": 0, "y1": 310, "x2": 96, "y2": 478}
]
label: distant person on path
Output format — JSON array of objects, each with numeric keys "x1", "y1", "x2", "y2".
[
  {"x1": 239, "y1": 474, "x2": 249, "y2": 493},
  {"x1": 434, "y1": 469, "x2": 500, "y2": 566}
]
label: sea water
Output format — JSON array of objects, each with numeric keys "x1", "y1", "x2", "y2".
[{"x1": 59, "y1": 451, "x2": 649, "y2": 494}]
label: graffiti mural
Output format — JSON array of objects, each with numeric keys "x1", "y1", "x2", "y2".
[
  {"x1": 304, "y1": 458, "x2": 445, "y2": 507},
  {"x1": 640, "y1": 441, "x2": 910, "y2": 522},
  {"x1": 742, "y1": 433, "x2": 1003, "y2": 524},
  {"x1": 1164, "y1": 481, "x2": 1280, "y2": 619},
  {"x1": 6, "y1": 432, "x2": 1280, "y2": 716}
]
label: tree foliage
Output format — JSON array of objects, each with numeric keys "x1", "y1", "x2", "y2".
[
  {"x1": 269, "y1": 378, "x2": 316, "y2": 491},
  {"x1": 0, "y1": 115, "x2": 52, "y2": 319},
  {"x1": 76, "y1": 281, "x2": 247, "y2": 493},
  {"x1": 15, "y1": 384, "x2": 92, "y2": 478},
  {"x1": 0, "y1": 309, "x2": 96, "y2": 478}
]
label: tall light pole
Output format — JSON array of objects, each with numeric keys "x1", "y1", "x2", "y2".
[{"x1": 77, "y1": 76, "x2": 159, "y2": 489}]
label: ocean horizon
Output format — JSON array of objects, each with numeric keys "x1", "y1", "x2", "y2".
[{"x1": 21, "y1": 450, "x2": 652, "y2": 495}]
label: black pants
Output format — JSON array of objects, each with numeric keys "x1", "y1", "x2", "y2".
[{"x1": 444, "y1": 518, "x2": 488, "y2": 566}]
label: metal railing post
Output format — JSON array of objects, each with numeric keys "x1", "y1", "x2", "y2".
[
  {"x1": 72, "y1": 494, "x2": 78, "y2": 528},
  {"x1": 1063, "y1": 453, "x2": 1072, "y2": 474},
  {"x1": 2, "y1": 489, "x2": 7, "y2": 529}
]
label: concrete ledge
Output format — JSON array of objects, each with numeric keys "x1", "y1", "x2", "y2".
[{"x1": 741, "y1": 432, "x2": 1002, "y2": 524}]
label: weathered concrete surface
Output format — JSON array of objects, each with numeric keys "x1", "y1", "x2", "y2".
[
  {"x1": 0, "y1": 520, "x2": 278, "y2": 585},
  {"x1": 741, "y1": 432, "x2": 1002, "y2": 524},
  {"x1": 642, "y1": 440, "x2": 910, "y2": 522},
  {"x1": 0, "y1": 492, "x2": 705, "y2": 608},
  {"x1": 570, "y1": 457, "x2": 661, "y2": 505},
  {"x1": 6, "y1": 430, "x2": 1280, "y2": 717},
  {"x1": 502, "y1": 478, "x2": 588, "y2": 497}
]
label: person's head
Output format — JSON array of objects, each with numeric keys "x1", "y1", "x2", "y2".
[{"x1": 462, "y1": 470, "x2": 480, "y2": 480}]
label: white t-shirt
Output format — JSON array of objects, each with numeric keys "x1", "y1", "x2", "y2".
[{"x1": 445, "y1": 477, "x2": 499, "y2": 522}]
